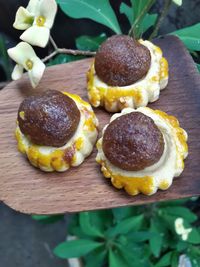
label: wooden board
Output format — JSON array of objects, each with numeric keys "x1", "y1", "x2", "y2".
[{"x1": 0, "y1": 36, "x2": 200, "y2": 215}]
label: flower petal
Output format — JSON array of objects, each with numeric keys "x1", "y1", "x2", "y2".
[
  {"x1": 7, "y1": 42, "x2": 36, "y2": 67},
  {"x1": 28, "y1": 57, "x2": 45, "y2": 88},
  {"x1": 27, "y1": 0, "x2": 41, "y2": 14},
  {"x1": 172, "y1": 0, "x2": 182, "y2": 6},
  {"x1": 182, "y1": 228, "x2": 192, "y2": 241},
  {"x1": 38, "y1": 0, "x2": 57, "y2": 28},
  {"x1": 13, "y1": 7, "x2": 34, "y2": 30},
  {"x1": 20, "y1": 26, "x2": 50, "y2": 48},
  {"x1": 11, "y1": 64, "x2": 24, "y2": 80},
  {"x1": 175, "y1": 218, "x2": 184, "y2": 235}
]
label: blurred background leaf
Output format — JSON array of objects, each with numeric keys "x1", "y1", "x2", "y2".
[
  {"x1": 0, "y1": 35, "x2": 12, "y2": 80},
  {"x1": 56, "y1": 0, "x2": 122, "y2": 34},
  {"x1": 47, "y1": 54, "x2": 85, "y2": 66},
  {"x1": 76, "y1": 33, "x2": 106, "y2": 51},
  {"x1": 120, "y1": 0, "x2": 157, "y2": 37},
  {"x1": 129, "y1": 0, "x2": 156, "y2": 37},
  {"x1": 54, "y1": 239, "x2": 102, "y2": 259},
  {"x1": 171, "y1": 23, "x2": 200, "y2": 51},
  {"x1": 32, "y1": 214, "x2": 64, "y2": 224}
]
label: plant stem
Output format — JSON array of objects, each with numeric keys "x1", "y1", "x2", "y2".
[
  {"x1": 149, "y1": 0, "x2": 172, "y2": 41},
  {"x1": 42, "y1": 51, "x2": 58, "y2": 63},
  {"x1": 50, "y1": 35, "x2": 58, "y2": 50},
  {"x1": 43, "y1": 36, "x2": 96, "y2": 63},
  {"x1": 42, "y1": 49, "x2": 96, "y2": 63},
  {"x1": 128, "y1": 0, "x2": 155, "y2": 38}
]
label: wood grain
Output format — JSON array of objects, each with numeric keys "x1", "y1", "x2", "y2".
[{"x1": 0, "y1": 36, "x2": 200, "y2": 215}]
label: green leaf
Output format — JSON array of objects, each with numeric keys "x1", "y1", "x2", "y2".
[
  {"x1": 109, "y1": 249, "x2": 128, "y2": 267},
  {"x1": 106, "y1": 215, "x2": 144, "y2": 238},
  {"x1": 68, "y1": 214, "x2": 79, "y2": 235},
  {"x1": 84, "y1": 247, "x2": 107, "y2": 267},
  {"x1": 196, "y1": 63, "x2": 200, "y2": 72},
  {"x1": 171, "y1": 251, "x2": 179, "y2": 267},
  {"x1": 171, "y1": 23, "x2": 200, "y2": 51},
  {"x1": 127, "y1": 231, "x2": 155, "y2": 242},
  {"x1": 112, "y1": 207, "x2": 134, "y2": 223},
  {"x1": 120, "y1": 3, "x2": 133, "y2": 25},
  {"x1": 0, "y1": 36, "x2": 12, "y2": 80},
  {"x1": 159, "y1": 212, "x2": 179, "y2": 232},
  {"x1": 79, "y1": 212, "x2": 104, "y2": 238},
  {"x1": 130, "y1": 0, "x2": 155, "y2": 38},
  {"x1": 176, "y1": 240, "x2": 188, "y2": 252},
  {"x1": 68, "y1": 214, "x2": 89, "y2": 238},
  {"x1": 68, "y1": 226, "x2": 89, "y2": 238},
  {"x1": 149, "y1": 219, "x2": 163, "y2": 257},
  {"x1": 119, "y1": 243, "x2": 151, "y2": 266},
  {"x1": 187, "y1": 228, "x2": 200, "y2": 244},
  {"x1": 57, "y1": 0, "x2": 121, "y2": 34},
  {"x1": 117, "y1": 244, "x2": 144, "y2": 267},
  {"x1": 155, "y1": 251, "x2": 172, "y2": 267},
  {"x1": 187, "y1": 246, "x2": 200, "y2": 266},
  {"x1": 159, "y1": 198, "x2": 188, "y2": 207},
  {"x1": 140, "y1": 13, "x2": 157, "y2": 34},
  {"x1": 47, "y1": 54, "x2": 85, "y2": 66},
  {"x1": 187, "y1": 253, "x2": 200, "y2": 267},
  {"x1": 178, "y1": 37, "x2": 200, "y2": 51},
  {"x1": 160, "y1": 207, "x2": 197, "y2": 223},
  {"x1": 121, "y1": 1, "x2": 156, "y2": 36},
  {"x1": 89, "y1": 210, "x2": 113, "y2": 230},
  {"x1": 116, "y1": 235, "x2": 129, "y2": 246},
  {"x1": 76, "y1": 34, "x2": 106, "y2": 51},
  {"x1": 31, "y1": 215, "x2": 64, "y2": 223},
  {"x1": 54, "y1": 239, "x2": 102, "y2": 259},
  {"x1": 131, "y1": 0, "x2": 141, "y2": 19}
]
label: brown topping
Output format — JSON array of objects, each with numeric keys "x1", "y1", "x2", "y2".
[
  {"x1": 94, "y1": 35, "x2": 151, "y2": 87},
  {"x1": 18, "y1": 90, "x2": 80, "y2": 147},
  {"x1": 102, "y1": 112, "x2": 164, "y2": 171},
  {"x1": 63, "y1": 146, "x2": 75, "y2": 164}
]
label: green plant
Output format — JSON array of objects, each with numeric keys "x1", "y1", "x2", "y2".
[
  {"x1": 171, "y1": 23, "x2": 200, "y2": 71},
  {"x1": 32, "y1": 214, "x2": 64, "y2": 223},
  {"x1": 49, "y1": 198, "x2": 200, "y2": 266},
  {"x1": 32, "y1": 199, "x2": 200, "y2": 267}
]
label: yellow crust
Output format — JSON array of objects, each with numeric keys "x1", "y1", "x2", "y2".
[
  {"x1": 15, "y1": 92, "x2": 98, "y2": 172},
  {"x1": 98, "y1": 159, "x2": 155, "y2": 195},
  {"x1": 87, "y1": 63, "x2": 143, "y2": 109},
  {"x1": 160, "y1": 57, "x2": 169, "y2": 81},
  {"x1": 96, "y1": 109, "x2": 188, "y2": 196}
]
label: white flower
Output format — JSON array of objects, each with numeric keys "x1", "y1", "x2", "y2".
[
  {"x1": 13, "y1": 0, "x2": 40, "y2": 30},
  {"x1": 7, "y1": 42, "x2": 45, "y2": 88},
  {"x1": 175, "y1": 218, "x2": 192, "y2": 241},
  {"x1": 13, "y1": 0, "x2": 57, "y2": 48},
  {"x1": 172, "y1": 0, "x2": 182, "y2": 6}
]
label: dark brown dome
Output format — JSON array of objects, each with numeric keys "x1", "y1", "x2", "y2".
[
  {"x1": 94, "y1": 35, "x2": 151, "y2": 87},
  {"x1": 102, "y1": 112, "x2": 164, "y2": 171},
  {"x1": 18, "y1": 90, "x2": 80, "y2": 147}
]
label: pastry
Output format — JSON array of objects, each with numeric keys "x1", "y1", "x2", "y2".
[
  {"x1": 96, "y1": 107, "x2": 188, "y2": 196},
  {"x1": 16, "y1": 90, "x2": 98, "y2": 172},
  {"x1": 87, "y1": 35, "x2": 168, "y2": 112}
]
